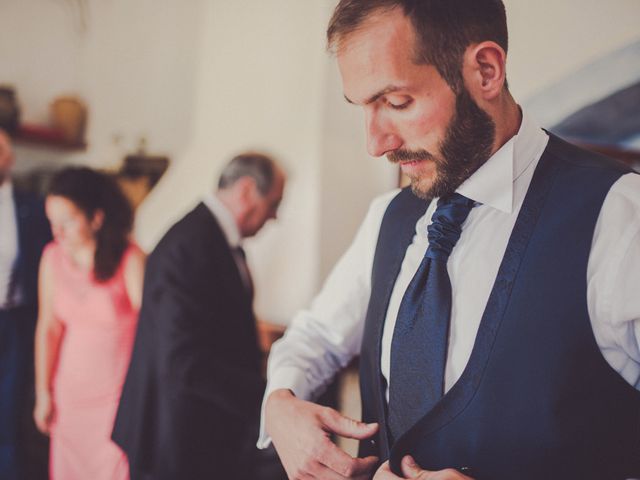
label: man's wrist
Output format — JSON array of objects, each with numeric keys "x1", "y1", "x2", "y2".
[{"x1": 267, "y1": 388, "x2": 295, "y2": 408}]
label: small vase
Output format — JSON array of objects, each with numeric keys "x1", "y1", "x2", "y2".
[{"x1": 51, "y1": 96, "x2": 87, "y2": 144}]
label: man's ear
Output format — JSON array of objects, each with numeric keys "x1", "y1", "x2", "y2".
[
  {"x1": 236, "y1": 176, "x2": 259, "y2": 204},
  {"x1": 463, "y1": 41, "x2": 507, "y2": 101}
]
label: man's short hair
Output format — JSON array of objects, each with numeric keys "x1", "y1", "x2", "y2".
[
  {"x1": 327, "y1": 0, "x2": 508, "y2": 93},
  {"x1": 218, "y1": 152, "x2": 277, "y2": 196}
]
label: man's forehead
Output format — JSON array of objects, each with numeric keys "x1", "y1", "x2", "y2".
[
  {"x1": 336, "y1": 9, "x2": 422, "y2": 101},
  {"x1": 336, "y1": 7, "x2": 414, "y2": 58}
]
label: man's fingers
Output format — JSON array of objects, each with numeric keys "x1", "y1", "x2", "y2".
[
  {"x1": 400, "y1": 456, "x2": 474, "y2": 480},
  {"x1": 343, "y1": 455, "x2": 380, "y2": 477},
  {"x1": 401, "y1": 455, "x2": 423, "y2": 478},
  {"x1": 312, "y1": 458, "x2": 379, "y2": 480},
  {"x1": 321, "y1": 407, "x2": 379, "y2": 440},
  {"x1": 372, "y1": 461, "x2": 396, "y2": 479},
  {"x1": 314, "y1": 436, "x2": 379, "y2": 477},
  {"x1": 267, "y1": 396, "x2": 378, "y2": 479},
  {"x1": 306, "y1": 459, "x2": 359, "y2": 480}
]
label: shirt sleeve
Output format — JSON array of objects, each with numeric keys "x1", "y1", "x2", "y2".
[
  {"x1": 257, "y1": 190, "x2": 399, "y2": 448},
  {"x1": 587, "y1": 172, "x2": 640, "y2": 389}
]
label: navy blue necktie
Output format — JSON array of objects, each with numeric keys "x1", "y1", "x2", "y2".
[
  {"x1": 234, "y1": 246, "x2": 254, "y2": 300},
  {"x1": 388, "y1": 193, "x2": 476, "y2": 442}
]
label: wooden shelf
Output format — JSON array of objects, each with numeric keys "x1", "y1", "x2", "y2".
[{"x1": 13, "y1": 125, "x2": 86, "y2": 151}]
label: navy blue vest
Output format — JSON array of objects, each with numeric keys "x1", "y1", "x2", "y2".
[{"x1": 359, "y1": 134, "x2": 640, "y2": 480}]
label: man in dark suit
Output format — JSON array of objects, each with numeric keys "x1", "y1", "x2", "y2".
[
  {"x1": 113, "y1": 152, "x2": 286, "y2": 480},
  {"x1": 0, "y1": 128, "x2": 51, "y2": 480}
]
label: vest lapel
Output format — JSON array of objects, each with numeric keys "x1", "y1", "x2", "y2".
[{"x1": 360, "y1": 188, "x2": 430, "y2": 459}]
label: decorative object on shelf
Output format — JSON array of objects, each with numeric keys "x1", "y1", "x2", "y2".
[
  {"x1": 115, "y1": 137, "x2": 170, "y2": 209},
  {"x1": 51, "y1": 96, "x2": 87, "y2": 145},
  {"x1": 0, "y1": 85, "x2": 20, "y2": 134}
]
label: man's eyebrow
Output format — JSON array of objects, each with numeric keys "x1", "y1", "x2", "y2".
[{"x1": 344, "y1": 85, "x2": 404, "y2": 105}]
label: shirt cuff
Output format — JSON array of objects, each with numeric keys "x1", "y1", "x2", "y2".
[{"x1": 256, "y1": 366, "x2": 313, "y2": 449}]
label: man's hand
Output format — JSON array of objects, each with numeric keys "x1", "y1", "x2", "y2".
[
  {"x1": 374, "y1": 457, "x2": 474, "y2": 480},
  {"x1": 265, "y1": 389, "x2": 379, "y2": 479}
]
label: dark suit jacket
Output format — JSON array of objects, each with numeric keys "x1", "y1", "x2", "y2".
[
  {"x1": 6, "y1": 187, "x2": 51, "y2": 480},
  {"x1": 112, "y1": 203, "x2": 265, "y2": 479},
  {"x1": 13, "y1": 187, "x2": 51, "y2": 311}
]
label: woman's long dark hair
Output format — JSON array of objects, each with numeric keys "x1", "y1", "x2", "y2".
[{"x1": 48, "y1": 167, "x2": 133, "y2": 282}]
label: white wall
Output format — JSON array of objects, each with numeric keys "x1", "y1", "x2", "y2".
[
  {"x1": 505, "y1": 0, "x2": 640, "y2": 101},
  {"x1": 318, "y1": 59, "x2": 398, "y2": 281}
]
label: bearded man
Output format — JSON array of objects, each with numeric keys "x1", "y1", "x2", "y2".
[{"x1": 260, "y1": 2, "x2": 640, "y2": 479}]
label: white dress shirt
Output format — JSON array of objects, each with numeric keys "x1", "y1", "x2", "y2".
[
  {"x1": 258, "y1": 113, "x2": 640, "y2": 446},
  {"x1": 203, "y1": 193, "x2": 241, "y2": 248},
  {"x1": 202, "y1": 193, "x2": 252, "y2": 291},
  {"x1": 0, "y1": 181, "x2": 19, "y2": 309}
]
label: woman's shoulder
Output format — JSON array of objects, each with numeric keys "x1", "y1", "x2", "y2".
[
  {"x1": 41, "y1": 241, "x2": 62, "y2": 264},
  {"x1": 40, "y1": 241, "x2": 73, "y2": 282},
  {"x1": 124, "y1": 242, "x2": 146, "y2": 261},
  {"x1": 120, "y1": 242, "x2": 146, "y2": 273}
]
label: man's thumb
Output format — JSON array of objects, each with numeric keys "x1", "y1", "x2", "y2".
[
  {"x1": 323, "y1": 409, "x2": 378, "y2": 439},
  {"x1": 401, "y1": 455, "x2": 423, "y2": 478}
]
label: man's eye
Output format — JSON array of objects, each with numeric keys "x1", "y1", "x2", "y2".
[{"x1": 387, "y1": 99, "x2": 412, "y2": 110}]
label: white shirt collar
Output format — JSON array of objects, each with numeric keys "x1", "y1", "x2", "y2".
[
  {"x1": 457, "y1": 111, "x2": 548, "y2": 213},
  {"x1": 202, "y1": 192, "x2": 242, "y2": 248}
]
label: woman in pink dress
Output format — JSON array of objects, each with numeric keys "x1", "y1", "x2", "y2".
[{"x1": 33, "y1": 167, "x2": 145, "y2": 480}]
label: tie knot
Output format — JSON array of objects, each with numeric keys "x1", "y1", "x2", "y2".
[{"x1": 426, "y1": 193, "x2": 476, "y2": 260}]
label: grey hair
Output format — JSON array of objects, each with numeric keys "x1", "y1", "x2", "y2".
[{"x1": 217, "y1": 152, "x2": 277, "y2": 196}]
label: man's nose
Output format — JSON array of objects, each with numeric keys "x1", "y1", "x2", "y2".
[{"x1": 365, "y1": 111, "x2": 402, "y2": 157}]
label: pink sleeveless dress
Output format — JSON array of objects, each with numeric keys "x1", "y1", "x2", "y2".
[{"x1": 43, "y1": 242, "x2": 141, "y2": 480}]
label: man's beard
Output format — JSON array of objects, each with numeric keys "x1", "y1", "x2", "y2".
[{"x1": 388, "y1": 87, "x2": 496, "y2": 200}]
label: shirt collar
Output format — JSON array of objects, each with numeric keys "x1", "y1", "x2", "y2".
[
  {"x1": 202, "y1": 192, "x2": 242, "y2": 248},
  {"x1": 456, "y1": 111, "x2": 548, "y2": 213}
]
